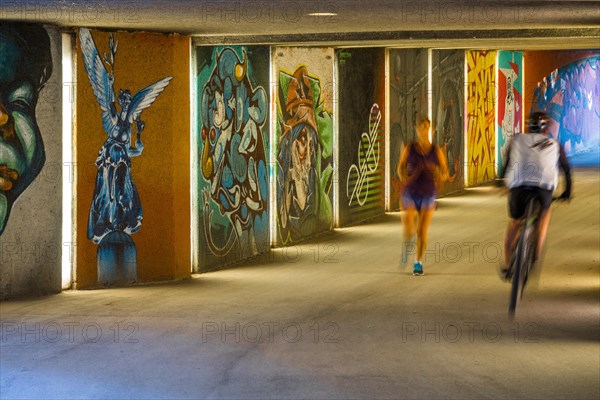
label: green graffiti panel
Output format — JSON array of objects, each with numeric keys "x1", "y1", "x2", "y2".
[
  {"x1": 274, "y1": 47, "x2": 334, "y2": 245},
  {"x1": 195, "y1": 46, "x2": 270, "y2": 271}
]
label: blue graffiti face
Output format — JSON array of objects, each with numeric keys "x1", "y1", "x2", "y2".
[
  {"x1": 0, "y1": 24, "x2": 52, "y2": 235},
  {"x1": 200, "y1": 48, "x2": 268, "y2": 255}
]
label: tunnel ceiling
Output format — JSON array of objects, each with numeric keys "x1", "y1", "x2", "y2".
[{"x1": 2, "y1": 0, "x2": 599, "y2": 47}]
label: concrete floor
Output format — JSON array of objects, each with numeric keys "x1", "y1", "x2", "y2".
[{"x1": 1, "y1": 169, "x2": 599, "y2": 400}]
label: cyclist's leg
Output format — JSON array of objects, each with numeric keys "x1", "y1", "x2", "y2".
[
  {"x1": 505, "y1": 187, "x2": 527, "y2": 268},
  {"x1": 534, "y1": 188, "x2": 554, "y2": 262},
  {"x1": 504, "y1": 218, "x2": 521, "y2": 267},
  {"x1": 536, "y1": 208, "x2": 551, "y2": 261}
]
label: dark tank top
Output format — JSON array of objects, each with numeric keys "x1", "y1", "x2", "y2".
[{"x1": 406, "y1": 144, "x2": 440, "y2": 197}]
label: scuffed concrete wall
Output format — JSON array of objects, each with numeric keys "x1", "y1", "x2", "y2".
[
  {"x1": 432, "y1": 49, "x2": 465, "y2": 195},
  {"x1": 388, "y1": 49, "x2": 429, "y2": 210},
  {"x1": 0, "y1": 24, "x2": 62, "y2": 299}
]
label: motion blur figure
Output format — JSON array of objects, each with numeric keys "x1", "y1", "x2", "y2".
[
  {"x1": 498, "y1": 111, "x2": 572, "y2": 278},
  {"x1": 397, "y1": 118, "x2": 451, "y2": 275}
]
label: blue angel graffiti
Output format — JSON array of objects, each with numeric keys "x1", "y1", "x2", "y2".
[{"x1": 79, "y1": 28, "x2": 172, "y2": 244}]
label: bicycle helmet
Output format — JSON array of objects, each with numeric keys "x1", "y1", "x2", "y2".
[{"x1": 528, "y1": 111, "x2": 549, "y2": 133}]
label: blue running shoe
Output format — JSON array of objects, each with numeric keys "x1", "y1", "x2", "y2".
[{"x1": 412, "y1": 261, "x2": 424, "y2": 276}]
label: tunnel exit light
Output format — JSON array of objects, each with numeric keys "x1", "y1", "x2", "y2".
[{"x1": 61, "y1": 33, "x2": 74, "y2": 289}]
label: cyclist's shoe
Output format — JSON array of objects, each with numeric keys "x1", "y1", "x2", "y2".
[{"x1": 412, "y1": 261, "x2": 424, "y2": 276}]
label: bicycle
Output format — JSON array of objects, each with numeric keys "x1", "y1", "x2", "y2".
[{"x1": 507, "y1": 190, "x2": 562, "y2": 318}]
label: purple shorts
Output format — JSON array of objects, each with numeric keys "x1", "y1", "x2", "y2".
[{"x1": 402, "y1": 193, "x2": 436, "y2": 211}]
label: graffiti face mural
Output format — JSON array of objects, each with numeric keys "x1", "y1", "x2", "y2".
[
  {"x1": 199, "y1": 47, "x2": 269, "y2": 259},
  {"x1": 277, "y1": 66, "x2": 333, "y2": 243},
  {"x1": 532, "y1": 55, "x2": 600, "y2": 162},
  {"x1": 0, "y1": 23, "x2": 52, "y2": 235},
  {"x1": 79, "y1": 28, "x2": 172, "y2": 283},
  {"x1": 498, "y1": 51, "x2": 523, "y2": 168}
]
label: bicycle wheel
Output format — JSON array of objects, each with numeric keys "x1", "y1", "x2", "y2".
[
  {"x1": 508, "y1": 232, "x2": 525, "y2": 317},
  {"x1": 508, "y1": 198, "x2": 538, "y2": 317}
]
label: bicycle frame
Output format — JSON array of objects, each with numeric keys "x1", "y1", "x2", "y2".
[{"x1": 508, "y1": 193, "x2": 541, "y2": 318}]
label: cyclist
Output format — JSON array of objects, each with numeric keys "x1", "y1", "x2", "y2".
[{"x1": 497, "y1": 111, "x2": 572, "y2": 279}]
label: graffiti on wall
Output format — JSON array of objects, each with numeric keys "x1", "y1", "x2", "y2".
[
  {"x1": 347, "y1": 104, "x2": 382, "y2": 207},
  {"x1": 467, "y1": 50, "x2": 496, "y2": 185},
  {"x1": 0, "y1": 23, "x2": 52, "y2": 235},
  {"x1": 432, "y1": 50, "x2": 464, "y2": 194},
  {"x1": 531, "y1": 55, "x2": 600, "y2": 161},
  {"x1": 276, "y1": 66, "x2": 333, "y2": 244},
  {"x1": 497, "y1": 51, "x2": 523, "y2": 169},
  {"x1": 389, "y1": 49, "x2": 429, "y2": 209},
  {"x1": 336, "y1": 48, "x2": 385, "y2": 226},
  {"x1": 198, "y1": 47, "x2": 269, "y2": 260},
  {"x1": 80, "y1": 28, "x2": 172, "y2": 283}
]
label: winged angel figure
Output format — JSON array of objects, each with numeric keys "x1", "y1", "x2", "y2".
[{"x1": 79, "y1": 28, "x2": 172, "y2": 244}]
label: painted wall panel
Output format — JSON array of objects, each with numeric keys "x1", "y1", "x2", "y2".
[
  {"x1": 337, "y1": 48, "x2": 385, "y2": 226},
  {"x1": 497, "y1": 51, "x2": 523, "y2": 171},
  {"x1": 466, "y1": 50, "x2": 496, "y2": 186},
  {"x1": 0, "y1": 23, "x2": 62, "y2": 298},
  {"x1": 273, "y1": 47, "x2": 334, "y2": 245},
  {"x1": 432, "y1": 49, "x2": 465, "y2": 195},
  {"x1": 195, "y1": 46, "x2": 270, "y2": 272},
  {"x1": 388, "y1": 49, "x2": 428, "y2": 210},
  {"x1": 76, "y1": 29, "x2": 190, "y2": 288},
  {"x1": 525, "y1": 51, "x2": 600, "y2": 165}
]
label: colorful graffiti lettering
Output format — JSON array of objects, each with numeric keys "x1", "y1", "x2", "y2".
[
  {"x1": 347, "y1": 104, "x2": 381, "y2": 206},
  {"x1": 276, "y1": 66, "x2": 333, "y2": 244},
  {"x1": 467, "y1": 51, "x2": 496, "y2": 185},
  {"x1": 0, "y1": 23, "x2": 52, "y2": 235},
  {"x1": 532, "y1": 55, "x2": 600, "y2": 162},
  {"x1": 199, "y1": 47, "x2": 269, "y2": 257}
]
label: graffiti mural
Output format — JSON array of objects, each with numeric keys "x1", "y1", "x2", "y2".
[
  {"x1": 80, "y1": 28, "x2": 172, "y2": 284},
  {"x1": 276, "y1": 65, "x2": 333, "y2": 244},
  {"x1": 497, "y1": 51, "x2": 523, "y2": 170},
  {"x1": 336, "y1": 48, "x2": 385, "y2": 226},
  {"x1": 432, "y1": 50, "x2": 464, "y2": 195},
  {"x1": 388, "y1": 49, "x2": 428, "y2": 210},
  {"x1": 0, "y1": 23, "x2": 53, "y2": 235},
  {"x1": 467, "y1": 50, "x2": 496, "y2": 186},
  {"x1": 346, "y1": 104, "x2": 382, "y2": 207},
  {"x1": 196, "y1": 46, "x2": 269, "y2": 270},
  {"x1": 531, "y1": 55, "x2": 600, "y2": 164}
]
